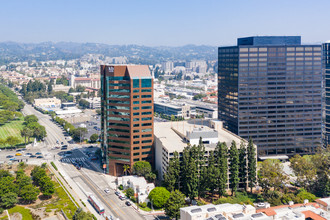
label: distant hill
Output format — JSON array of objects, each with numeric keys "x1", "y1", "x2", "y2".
[{"x1": 0, "y1": 42, "x2": 217, "y2": 65}]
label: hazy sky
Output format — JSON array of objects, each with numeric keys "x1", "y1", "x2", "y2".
[{"x1": 0, "y1": 0, "x2": 329, "y2": 46}]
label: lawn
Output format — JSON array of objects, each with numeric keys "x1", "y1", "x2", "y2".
[
  {"x1": 0, "y1": 116, "x2": 25, "y2": 147},
  {"x1": 8, "y1": 206, "x2": 33, "y2": 220},
  {"x1": 44, "y1": 180, "x2": 77, "y2": 219}
]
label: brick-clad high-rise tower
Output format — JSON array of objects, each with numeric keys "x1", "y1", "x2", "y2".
[{"x1": 100, "y1": 65, "x2": 154, "y2": 176}]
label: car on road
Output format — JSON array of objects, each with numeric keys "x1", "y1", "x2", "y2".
[
  {"x1": 88, "y1": 146, "x2": 94, "y2": 148},
  {"x1": 119, "y1": 196, "x2": 126, "y2": 201},
  {"x1": 115, "y1": 191, "x2": 120, "y2": 196},
  {"x1": 15, "y1": 153, "x2": 22, "y2": 156},
  {"x1": 104, "y1": 188, "x2": 110, "y2": 194},
  {"x1": 30, "y1": 155, "x2": 36, "y2": 158},
  {"x1": 6, "y1": 155, "x2": 14, "y2": 158},
  {"x1": 125, "y1": 201, "x2": 131, "y2": 206},
  {"x1": 61, "y1": 142, "x2": 64, "y2": 145},
  {"x1": 35, "y1": 152, "x2": 42, "y2": 155},
  {"x1": 37, "y1": 156, "x2": 43, "y2": 159},
  {"x1": 257, "y1": 203, "x2": 265, "y2": 207},
  {"x1": 9, "y1": 157, "x2": 17, "y2": 161}
]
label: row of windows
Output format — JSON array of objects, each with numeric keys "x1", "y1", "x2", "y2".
[
  {"x1": 133, "y1": 128, "x2": 152, "y2": 133},
  {"x1": 133, "y1": 79, "x2": 152, "y2": 88},
  {"x1": 108, "y1": 128, "x2": 129, "y2": 133},
  {"x1": 133, "y1": 101, "x2": 153, "y2": 105},
  {"x1": 133, "y1": 151, "x2": 152, "y2": 156}
]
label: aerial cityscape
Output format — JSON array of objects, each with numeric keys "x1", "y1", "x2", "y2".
[{"x1": 0, "y1": 1, "x2": 329, "y2": 220}]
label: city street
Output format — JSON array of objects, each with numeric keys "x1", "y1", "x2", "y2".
[{"x1": 0, "y1": 98, "x2": 157, "y2": 220}]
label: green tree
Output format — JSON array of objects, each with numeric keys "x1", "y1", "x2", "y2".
[
  {"x1": 72, "y1": 127, "x2": 87, "y2": 142},
  {"x1": 126, "y1": 188, "x2": 134, "y2": 198},
  {"x1": 40, "y1": 177, "x2": 55, "y2": 198},
  {"x1": 258, "y1": 159, "x2": 288, "y2": 194},
  {"x1": 89, "y1": 134, "x2": 99, "y2": 143},
  {"x1": 20, "y1": 127, "x2": 33, "y2": 145},
  {"x1": 0, "y1": 176, "x2": 17, "y2": 196},
  {"x1": 31, "y1": 166, "x2": 47, "y2": 185},
  {"x1": 79, "y1": 99, "x2": 90, "y2": 109},
  {"x1": 0, "y1": 192, "x2": 18, "y2": 209},
  {"x1": 205, "y1": 150, "x2": 217, "y2": 199},
  {"x1": 290, "y1": 154, "x2": 316, "y2": 191},
  {"x1": 123, "y1": 164, "x2": 130, "y2": 176},
  {"x1": 239, "y1": 142, "x2": 247, "y2": 191},
  {"x1": 163, "y1": 151, "x2": 180, "y2": 192},
  {"x1": 216, "y1": 142, "x2": 228, "y2": 197},
  {"x1": 311, "y1": 147, "x2": 330, "y2": 197},
  {"x1": 24, "y1": 115, "x2": 38, "y2": 124},
  {"x1": 229, "y1": 141, "x2": 239, "y2": 196},
  {"x1": 20, "y1": 184, "x2": 40, "y2": 203},
  {"x1": 132, "y1": 161, "x2": 152, "y2": 176},
  {"x1": 73, "y1": 208, "x2": 94, "y2": 220},
  {"x1": 6, "y1": 136, "x2": 20, "y2": 149},
  {"x1": 148, "y1": 187, "x2": 170, "y2": 209},
  {"x1": 181, "y1": 145, "x2": 198, "y2": 201},
  {"x1": 165, "y1": 190, "x2": 186, "y2": 220},
  {"x1": 47, "y1": 83, "x2": 53, "y2": 94},
  {"x1": 247, "y1": 137, "x2": 257, "y2": 193}
]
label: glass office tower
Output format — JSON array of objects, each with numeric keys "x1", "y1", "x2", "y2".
[
  {"x1": 323, "y1": 43, "x2": 330, "y2": 146},
  {"x1": 100, "y1": 65, "x2": 154, "y2": 176},
  {"x1": 218, "y1": 36, "x2": 322, "y2": 156}
]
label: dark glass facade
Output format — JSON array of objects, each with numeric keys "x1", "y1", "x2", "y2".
[
  {"x1": 218, "y1": 36, "x2": 322, "y2": 156},
  {"x1": 101, "y1": 65, "x2": 154, "y2": 176},
  {"x1": 323, "y1": 43, "x2": 330, "y2": 146}
]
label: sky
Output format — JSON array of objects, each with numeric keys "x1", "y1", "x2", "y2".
[{"x1": 0, "y1": 0, "x2": 329, "y2": 46}]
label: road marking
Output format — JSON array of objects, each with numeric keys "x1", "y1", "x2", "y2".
[{"x1": 79, "y1": 172, "x2": 124, "y2": 218}]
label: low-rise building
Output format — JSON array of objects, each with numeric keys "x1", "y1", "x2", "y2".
[
  {"x1": 180, "y1": 203, "x2": 259, "y2": 220},
  {"x1": 154, "y1": 101, "x2": 195, "y2": 118},
  {"x1": 82, "y1": 97, "x2": 101, "y2": 109},
  {"x1": 154, "y1": 119, "x2": 256, "y2": 183},
  {"x1": 117, "y1": 175, "x2": 155, "y2": 203},
  {"x1": 34, "y1": 97, "x2": 61, "y2": 108},
  {"x1": 256, "y1": 199, "x2": 330, "y2": 220}
]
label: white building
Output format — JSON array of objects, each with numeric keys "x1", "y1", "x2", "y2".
[
  {"x1": 82, "y1": 97, "x2": 101, "y2": 109},
  {"x1": 180, "y1": 203, "x2": 258, "y2": 220},
  {"x1": 154, "y1": 119, "x2": 256, "y2": 181},
  {"x1": 117, "y1": 175, "x2": 155, "y2": 203},
  {"x1": 34, "y1": 97, "x2": 61, "y2": 108},
  {"x1": 161, "y1": 61, "x2": 174, "y2": 73}
]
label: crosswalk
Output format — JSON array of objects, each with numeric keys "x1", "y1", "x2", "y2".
[{"x1": 61, "y1": 157, "x2": 88, "y2": 163}]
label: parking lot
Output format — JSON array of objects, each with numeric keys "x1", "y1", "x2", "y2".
[{"x1": 73, "y1": 114, "x2": 101, "y2": 141}]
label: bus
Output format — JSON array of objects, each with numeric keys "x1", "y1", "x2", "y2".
[{"x1": 88, "y1": 195, "x2": 105, "y2": 214}]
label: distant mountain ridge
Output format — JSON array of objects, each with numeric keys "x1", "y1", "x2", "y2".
[{"x1": 0, "y1": 42, "x2": 217, "y2": 65}]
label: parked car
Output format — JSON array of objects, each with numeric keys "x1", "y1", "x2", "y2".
[
  {"x1": 37, "y1": 156, "x2": 43, "y2": 159},
  {"x1": 30, "y1": 155, "x2": 36, "y2": 158},
  {"x1": 35, "y1": 152, "x2": 42, "y2": 155},
  {"x1": 104, "y1": 188, "x2": 110, "y2": 194},
  {"x1": 115, "y1": 191, "x2": 120, "y2": 196},
  {"x1": 125, "y1": 201, "x2": 131, "y2": 206},
  {"x1": 6, "y1": 155, "x2": 14, "y2": 158},
  {"x1": 15, "y1": 153, "x2": 22, "y2": 156},
  {"x1": 9, "y1": 157, "x2": 17, "y2": 161}
]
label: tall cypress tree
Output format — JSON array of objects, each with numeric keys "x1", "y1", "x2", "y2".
[
  {"x1": 229, "y1": 141, "x2": 239, "y2": 196},
  {"x1": 217, "y1": 142, "x2": 228, "y2": 197},
  {"x1": 247, "y1": 137, "x2": 257, "y2": 193},
  {"x1": 181, "y1": 145, "x2": 198, "y2": 202},
  {"x1": 197, "y1": 137, "x2": 207, "y2": 198},
  {"x1": 239, "y1": 141, "x2": 248, "y2": 191},
  {"x1": 207, "y1": 150, "x2": 217, "y2": 199},
  {"x1": 163, "y1": 151, "x2": 180, "y2": 192}
]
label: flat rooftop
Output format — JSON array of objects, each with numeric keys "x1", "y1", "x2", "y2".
[{"x1": 154, "y1": 119, "x2": 248, "y2": 152}]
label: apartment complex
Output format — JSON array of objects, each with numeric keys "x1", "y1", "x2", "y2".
[
  {"x1": 100, "y1": 65, "x2": 154, "y2": 176},
  {"x1": 323, "y1": 42, "x2": 330, "y2": 147},
  {"x1": 218, "y1": 36, "x2": 322, "y2": 156}
]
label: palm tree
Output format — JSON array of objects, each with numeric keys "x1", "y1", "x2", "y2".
[{"x1": 123, "y1": 165, "x2": 130, "y2": 176}]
